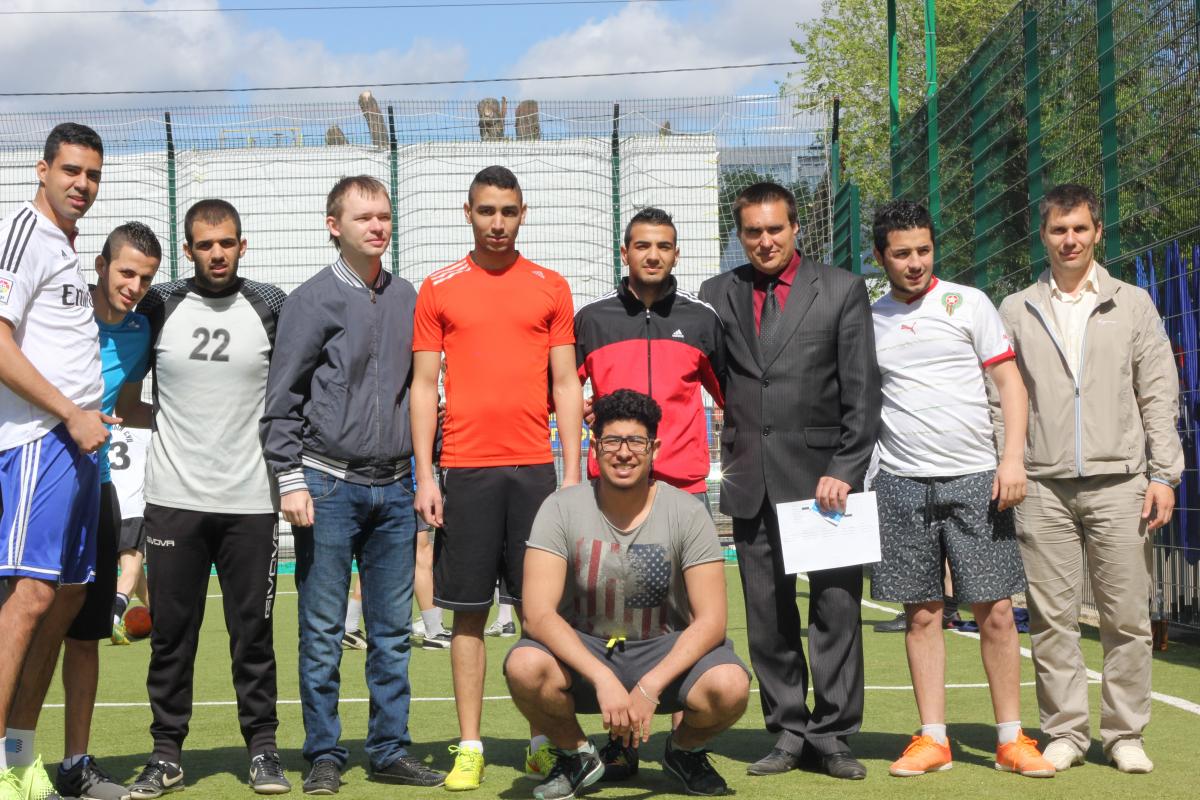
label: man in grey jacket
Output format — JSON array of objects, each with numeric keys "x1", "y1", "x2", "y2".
[
  {"x1": 261, "y1": 176, "x2": 446, "y2": 793},
  {"x1": 999, "y1": 183, "x2": 1183, "y2": 775}
]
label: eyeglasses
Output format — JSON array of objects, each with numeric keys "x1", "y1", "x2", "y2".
[{"x1": 597, "y1": 435, "x2": 651, "y2": 455}]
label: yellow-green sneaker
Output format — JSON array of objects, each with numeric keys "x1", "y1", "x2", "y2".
[
  {"x1": 524, "y1": 743, "x2": 556, "y2": 781},
  {"x1": 0, "y1": 768, "x2": 22, "y2": 800},
  {"x1": 15, "y1": 757, "x2": 57, "y2": 800},
  {"x1": 444, "y1": 746, "x2": 484, "y2": 791},
  {"x1": 111, "y1": 622, "x2": 131, "y2": 646}
]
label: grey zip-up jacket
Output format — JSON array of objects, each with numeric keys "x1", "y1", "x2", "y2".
[
  {"x1": 998, "y1": 264, "x2": 1183, "y2": 485},
  {"x1": 260, "y1": 259, "x2": 416, "y2": 495}
]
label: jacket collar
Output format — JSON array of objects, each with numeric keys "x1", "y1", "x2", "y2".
[
  {"x1": 617, "y1": 274, "x2": 677, "y2": 314},
  {"x1": 1034, "y1": 262, "x2": 1118, "y2": 308}
]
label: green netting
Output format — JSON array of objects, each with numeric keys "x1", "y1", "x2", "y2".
[{"x1": 0, "y1": 95, "x2": 832, "y2": 305}]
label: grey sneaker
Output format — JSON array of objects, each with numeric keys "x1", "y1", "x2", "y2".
[
  {"x1": 129, "y1": 761, "x2": 183, "y2": 799},
  {"x1": 533, "y1": 747, "x2": 604, "y2": 800},
  {"x1": 249, "y1": 752, "x2": 291, "y2": 794},
  {"x1": 56, "y1": 756, "x2": 129, "y2": 800},
  {"x1": 370, "y1": 755, "x2": 445, "y2": 787}
]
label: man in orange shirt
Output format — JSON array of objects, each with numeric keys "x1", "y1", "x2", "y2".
[{"x1": 412, "y1": 165, "x2": 583, "y2": 791}]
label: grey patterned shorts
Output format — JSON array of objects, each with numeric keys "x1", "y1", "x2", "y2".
[{"x1": 870, "y1": 469, "x2": 1026, "y2": 605}]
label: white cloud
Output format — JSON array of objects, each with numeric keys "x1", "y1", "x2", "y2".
[
  {"x1": 0, "y1": 0, "x2": 469, "y2": 111},
  {"x1": 507, "y1": 0, "x2": 822, "y2": 100}
]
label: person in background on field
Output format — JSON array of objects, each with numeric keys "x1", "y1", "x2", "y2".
[
  {"x1": 262, "y1": 176, "x2": 445, "y2": 793},
  {"x1": 109, "y1": 423, "x2": 152, "y2": 644},
  {"x1": 868, "y1": 200, "x2": 1053, "y2": 779},
  {"x1": 999, "y1": 183, "x2": 1183, "y2": 774}
]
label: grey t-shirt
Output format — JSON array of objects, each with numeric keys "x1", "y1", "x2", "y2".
[{"x1": 527, "y1": 481, "x2": 723, "y2": 641}]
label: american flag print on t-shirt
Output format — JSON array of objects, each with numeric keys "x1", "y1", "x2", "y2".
[{"x1": 572, "y1": 538, "x2": 672, "y2": 640}]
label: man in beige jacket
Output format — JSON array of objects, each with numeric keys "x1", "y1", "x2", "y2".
[{"x1": 999, "y1": 183, "x2": 1183, "y2": 775}]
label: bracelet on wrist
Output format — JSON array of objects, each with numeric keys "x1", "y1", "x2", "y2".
[{"x1": 636, "y1": 681, "x2": 659, "y2": 706}]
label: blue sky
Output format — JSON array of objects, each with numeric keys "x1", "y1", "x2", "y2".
[{"x1": 0, "y1": 0, "x2": 819, "y2": 109}]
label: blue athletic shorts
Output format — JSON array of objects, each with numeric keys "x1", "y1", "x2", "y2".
[{"x1": 0, "y1": 424, "x2": 100, "y2": 584}]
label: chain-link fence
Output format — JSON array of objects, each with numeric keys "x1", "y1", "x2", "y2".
[
  {"x1": 0, "y1": 93, "x2": 832, "y2": 554},
  {"x1": 885, "y1": 0, "x2": 1200, "y2": 632}
]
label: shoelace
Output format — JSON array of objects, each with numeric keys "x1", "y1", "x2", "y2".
[
  {"x1": 672, "y1": 747, "x2": 715, "y2": 772},
  {"x1": 393, "y1": 755, "x2": 439, "y2": 778},
  {"x1": 79, "y1": 758, "x2": 120, "y2": 788},
  {"x1": 901, "y1": 737, "x2": 945, "y2": 758},
  {"x1": 135, "y1": 763, "x2": 169, "y2": 785},
  {"x1": 253, "y1": 754, "x2": 285, "y2": 779},
  {"x1": 544, "y1": 749, "x2": 584, "y2": 780},
  {"x1": 308, "y1": 761, "x2": 339, "y2": 783}
]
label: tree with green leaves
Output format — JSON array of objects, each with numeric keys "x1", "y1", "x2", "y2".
[{"x1": 789, "y1": 0, "x2": 1009, "y2": 213}]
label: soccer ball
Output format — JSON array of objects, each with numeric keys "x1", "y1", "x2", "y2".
[{"x1": 124, "y1": 606, "x2": 152, "y2": 639}]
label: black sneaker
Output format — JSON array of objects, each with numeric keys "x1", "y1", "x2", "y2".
[
  {"x1": 249, "y1": 752, "x2": 291, "y2": 795},
  {"x1": 421, "y1": 631, "x2": 452, "y2": 650},
  {"x1": 597, "y1": 738, "x2": 638, "y2": 782},
  {"x1": 370, "y1": 755, "x2": 445, "y2": 788},
  {"x1": 129, "y1": 760, "x2": 183, "y2": 799},
  {"x1": 662, "y1": 737, "x2": 729, "y2": 796},
  {"x1": 533, "y1": 747, "x2": 604, "y2": 800},
  {"x1": 872, "y1": 612, "x2": 907, "y2": 633},
  {"x1": 302, "y1": 760, "x2": 341, "y2": 796},
  {"x1": 55, "y1": 755, "x2": 129, "y2": 800}
]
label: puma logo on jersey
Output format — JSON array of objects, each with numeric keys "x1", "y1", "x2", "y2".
[
  {"x1": 900, "y1": 322, "x2": 918, "y2": 334},
  {"x1": 672, "y1": 329, "x2": 685, "y2": 338}
]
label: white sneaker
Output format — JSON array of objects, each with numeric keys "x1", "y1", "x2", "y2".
[
  {"x1": 1042, "y1": 740, "x2": 1085, "y2": 771},
  {"x1": 1109, "y1": 741, "x2": 1154, "y2": 774},
  {"x1": 412, "y1": 618, "x2": 426, "y2": 638}
]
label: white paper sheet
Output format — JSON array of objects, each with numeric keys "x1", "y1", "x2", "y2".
[{"x1": 776, "y1": 492, "x2": 881, "y2": 575}]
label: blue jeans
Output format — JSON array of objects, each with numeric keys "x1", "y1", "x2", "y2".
[{"x1": 294, "y1": 467, "x2": 416, "y2": 770}]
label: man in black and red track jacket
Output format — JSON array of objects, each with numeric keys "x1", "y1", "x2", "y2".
[{"x1": 574, "y1": 207, "x2": 725, "y2": 498}]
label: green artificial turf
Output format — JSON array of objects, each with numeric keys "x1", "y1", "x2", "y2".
[{"x1": 35, "y1": 568, "x2": 1200, "y2": 799}]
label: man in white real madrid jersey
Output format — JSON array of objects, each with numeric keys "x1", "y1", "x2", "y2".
[
  {"x1": 868, "y1": 200, "x2": 1053, "y2": 779},
  {"x1": 128, "y1": 200, "x2": 290, "y2": 798},
  {"x1": 0, "y1": 122, "x2": 112, "y2": 800}
]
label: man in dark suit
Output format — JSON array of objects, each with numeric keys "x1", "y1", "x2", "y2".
[{"x1": 699, "y1": 182, "x2": 881, "y2": 780}]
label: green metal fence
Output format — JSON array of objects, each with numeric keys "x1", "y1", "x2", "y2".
[{"x1": 892, "y1": 0, "x2": 1200, "y2": 297}]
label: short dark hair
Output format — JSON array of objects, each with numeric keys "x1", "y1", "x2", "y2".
[
  {"x1": 43, "y1": 122, "x2": 103, "y2": 164},
  {"x1": 623, "y1": 207, "x2": 677, "y2": 247},
  {"x1": 101, "y1": 221, "x2": 162, "y2": 263},
  {"x1": 732, "y1": 181, "x2": 797, "y2": 232},
  {"x1": 592, "y1": 389, "x2": 662, "y2": 440},
  {"x1": 872, "y1": 199, "x2": 936, "y2": 254},
  {"x1": 468, "y1": 165, "x2": 522, "y2": 206},
  {"x1": 184, "y1": 199, "x2": 242, "y2": 246},
  {"x1": 1039, "y1": 183, "x2": 1101, "y2": 229},
  {"x1": 326, "y1": 175, "x2": 389, "y2": 250}
]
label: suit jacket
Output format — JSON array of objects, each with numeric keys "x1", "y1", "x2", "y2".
[{"x1": 699, "y1": 257, "x2": 881, "y2": 519}]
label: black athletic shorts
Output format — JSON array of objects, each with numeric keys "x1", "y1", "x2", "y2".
[
  {"x1": 503, "y1": 631, "x2": 749, "y2": 715},
  {"x1": 67, "y1": 482, "x2": 120, "y2": 641},
  {"x1": 433, "y1": 463, "x2": 556, "y2": 612},
  {"x1": 118, "y1": 516, "x2": 146, "y2": 554}
]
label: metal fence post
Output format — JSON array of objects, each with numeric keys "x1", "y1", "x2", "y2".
[
  {"x1": 610, "y1": 103, "x2": 622, "y2": 288},
  {"x1": 888, "y1": 0, "x2": 901, "y2": 197},
  {"x1": 1096, "y1": 0, "x2": 1122, "y2": 262},
  {"x1": 387, "y1": 105, "x2": 399, "y2": 276},
  {"x1": 924, "y1": 0, "x2": 942, "y2": 269},
  {"x1": 1023, "y1": 3, "x2": 1046, "y2": 276},
  {"x1": 164, "y1": 112, "x2": 179, "y2": 281}
]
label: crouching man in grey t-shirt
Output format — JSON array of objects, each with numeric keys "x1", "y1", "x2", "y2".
[{"x1": 504, "y1": 389, "x2": 750, "y2": 800}]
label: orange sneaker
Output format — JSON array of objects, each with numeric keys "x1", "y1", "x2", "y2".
[
  {"x1": 889, "y1": 735, "x2": 953, "y2": 776},
  {"x1": 995, "y1": 731, "x2": 1056, "y2": 778}
]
